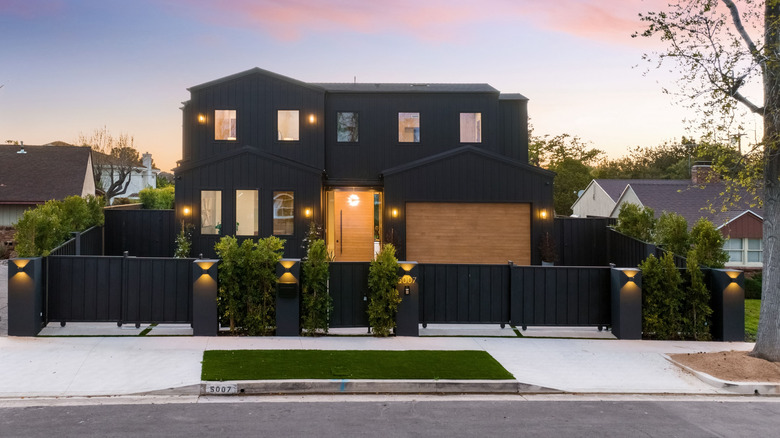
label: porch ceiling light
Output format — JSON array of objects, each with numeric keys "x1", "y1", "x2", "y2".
[{"x1": 347, "y1": 194, "x2": 360, "y2": 207}]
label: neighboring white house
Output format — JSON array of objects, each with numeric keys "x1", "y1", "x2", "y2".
[{"x1": 99, "y1": 152, "x2": 160, "y2": 204}]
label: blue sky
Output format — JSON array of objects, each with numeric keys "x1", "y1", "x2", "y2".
[{"x1": 0, "y1": 0, "x2": 763, "y2": 171}]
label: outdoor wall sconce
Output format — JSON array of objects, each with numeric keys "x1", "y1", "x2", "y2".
[
  {"x1": 623, "y1": 268, "x2": 639, "y2": 283},
  {"x1": 195, "y1": 260, "x2": 217, "y2": 281},
  {"x1": 304, "y1": 207, "x2": 312, "y2": 218},
  {"x1": 11, "y1": 259, "x2": 31, "y2": 278},
  {"x1": 198, "y1": 114, "x2": 207, "y2": 124},
  {"x1": 183, "y1": 206, "x2": 192, "y2": 216},
  {"x1": 391, "y1": 208, "x2": 399, "y2": 218},
  {"x1": 726, "y1": 269, "x2": 740, "y2": 282},
  {"x1": 308, "y1": 114, "x2": 316, "y2": 124},
  {"x1": 539, "y1": 209, "x2": 548, "y2": 220},
  {"x1": 277, "y1": 259, "x2": 299, "y2": 284}
]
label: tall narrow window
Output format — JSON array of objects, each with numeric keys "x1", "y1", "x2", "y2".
[
  {"x1": 215, "y1": 110, "x2": 237, "y2": 140},
  {"x1": 273, "y1": 191, "x2": 294, "y2": 235},
  {"x1": 747, "y1": 238, "x2": 763, "y2": 263},
  {"x1": 201, "y1": 191, "x2": 222, "y2": 235},
  {"x1": 278, "y1": 110, "x2": 299, "y2": 141},
  {"x1": 337, "y1": 112, "x2": 359, "y2": 142},
  {"x1": 460, "y1": 113, "x2": 482, "y2": 143},
  {"x1": 398, "y1": 112, "x2": 420, "y2": 143},
  {"x1": 236, "y1": 190, "x2": 259, "y2": 236}
]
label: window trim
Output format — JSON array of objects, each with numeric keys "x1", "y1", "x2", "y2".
[{"x1": 725, "y1": 237, "x2": 763, "y2": 267}]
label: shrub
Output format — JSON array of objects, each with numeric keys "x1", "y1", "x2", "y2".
[
  {"x1": 301, "y1": 239, "x2": 332, "y2": 335},
  {"x1": 14, "y1": 196, "x2": 105, "y2": 257},
  {"x1": 174, "y1": 221, "x2": 193, "y2": 258},
  {"x1": 654, "y1": 211, "x2": 690, "y2": 256},
  {"x1": 215, "y1": 235, "x2": 284, "y2": 335},
  {"x1": 139, "y1": 186, "x2": 175, "y2": 209},
  {"x1": 367, "y1": 244, "x2": 401, "y2": 337},
  {"x1": 690, "y1": 218, "x2": 729, "y2": 268},
  {"x1": 745, "y1": 272, "x2": 762, "y2": 299},
  {"x1": 681, "y1": 250, "x2": 712, "y2": 340},
  {"x1": 639, "y1": 252, "x2": 683, "y2": 339},
  {"x1": 615, "y1": 203, "x2": 656, "y2": 242}
]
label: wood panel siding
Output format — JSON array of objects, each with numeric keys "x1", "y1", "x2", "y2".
[
  {"x1": 720, "y1": 212, "x2": 763, "y2": 239},
  {"x1": 406, "y1": 202, "x2": 530, "y2": 264},
  {"x1": 332, "y1": 191, "x2": 376, "y2": 261}
]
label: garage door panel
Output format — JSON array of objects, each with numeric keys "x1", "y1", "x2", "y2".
[{"x1": 406, "y1": 203, "x2": 531, "y2": 265}]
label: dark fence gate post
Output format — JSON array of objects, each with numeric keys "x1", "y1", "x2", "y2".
[
  {"x1": 709, "y1": 269, "x2": 745, "y2": 342},
  {"x1": 192, "y1": 259, "x2": 219, "y2": 336},
  {"x1": 8, "y1": 258, "x2": 44, "y2": 336},
  {"x1": 396, "y1": 262, "x2": 419, "y2": 336},
  {"x1": 276, "y1": 259, "x2": 301, "y2": 336},
  {"x1": 610, "y1": 267, "x2": 642, "y2": 340}
]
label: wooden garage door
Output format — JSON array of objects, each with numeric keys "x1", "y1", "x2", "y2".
[{"x1": 406, "y1": 203, "x2": 530, "y2": 264}]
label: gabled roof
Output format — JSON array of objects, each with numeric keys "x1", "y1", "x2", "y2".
[
  {"x1": 595, "y1": 179, "x2": 682, "y2": 202},
  {"x1": 0, "y1": 145, "x2": 93, "y2": 203},
  {"x1": 188, "y1": 67, "x2": 326, "y2": 93},
  {"x1": 311, "y1": 83, "x2": 499, "y2": 94},
  {"x1": 174, "y1": 145, "x2": 322, "y2": 175},
  {"x1": 382, "y1": 145, "x2": 554, "y2": 177}
]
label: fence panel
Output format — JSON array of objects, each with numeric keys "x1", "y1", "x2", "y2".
[
  {"x1": 79, "y1": 226, "x2": 104, "y2": 255},
  {"x1": 554, "y1": 217, "x2": 614, "y2": 266},
  {"x1": 123, "y1": 257, "x2": 193, "y2": 324},
  {"x1": 328, "y1": 262, "x2": 370, "y2": 328},
  {"x1": 510, "y1": 266, "x2": 611, "y2": 327},
  {"x1": 417, "y1": 264, "x2": 510, "y2": 324},
  {"x1": 104, "y1": 209, "x2": 176, "y2": 257},
  {"x1": 607, "y1": 229, "x2": 656, "y2": 268},
  {"x1": 49, "y1": 238, "x2": 77, "y2": 256}
]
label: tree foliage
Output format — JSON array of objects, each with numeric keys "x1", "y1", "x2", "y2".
[
  {"x1": 301, "y1": 239, "x2": 332, "y2": 335},
  {"x1": 639, "y1": 253, "x2": 684, "y2": 339},
  {"x1": 549, "y1": 158, "x2": 593, "y2": 216},
  {"x1": 615, "y1": 203, "x2": 656, "y2": 242},
  {"x1": 14, "y1": 195, "x2": 104, "y2": 257},
  {"x1": 654, "y1": 212, "x2": 691, "y2": 256},
  {"x1": 367, "y1": 243, "x2": 401, "y2": 337},
  {"x1": 636, "y1": 0, "x2": 780, "y2": 360},
  {"x1": 77, "y1": 127, "x2": 141, "y2": 204},
  {"x1": 683, "y1": 250, "x2": 713, "y2": 341},
  {"x1": 139, "y1": 186, "x2": 175, "y2": 209},
  {"x1": 690, "y1": 217, "x2": 729, "y2": 268}
]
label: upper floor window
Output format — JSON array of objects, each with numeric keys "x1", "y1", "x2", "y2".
[
  {"x1": 278, "y1": 110, "x2": 299, "y2": 141},
  {"x1": 398, "y1": 112, "x2": 420, "y2": 143},
  {"x1": 725, "y1": 237, "x2": 763, "y2": 264},
  {"x1": 273, "y1": 191, "x2": 294, "y2": 235},
  {"x1": 337, "y1": 112, "x2": 359, "y2": 142},
  {"x1": 460, "y1": 113, "x2": 482, "y2": 143},
  {"x1": 215, "y1": 110, "x2": 237, "y2": 141},
  {"x1": 201, "y1": 190, "x2": 222, "y2": 235},
  {"x1": 236, "y1": 190, "x2": 259, "y2": 236}
]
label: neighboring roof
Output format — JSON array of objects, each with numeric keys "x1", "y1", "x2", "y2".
[
  {"x1": 595, "y1": 179, "x2": 683, "y2": 202},
  {"x1": 311, "y1": 83, "x2": 499, "y2": 94},
  {"x1": 0, "y1": 145, "x2": 92, "y2": 203}
]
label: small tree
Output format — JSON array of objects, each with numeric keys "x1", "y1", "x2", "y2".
[
  {"x1": 301, "y1": 239, "x2": 332, "y2": 335},
  {"x1": 639, "y1": 253, "x2": 683, "y2": 339},
  {"x1": 14, "y1": 201, "x2": 67, "y2": 257},
  {"x1": 615, "y1": 203, "x2": 656, "y2": 242},
  {"x1": 654, "y1": 211, "x2": 690, "y2": 256},
  {"x1": 683, "y1": 250, "x2": 713, "y2": 341},
  {"x1": 690, "y1": 218, "x2": 729, "y2": 268},
  {"x1": 77, "y1": 126, "x2": 141, "y2": 203},
  {"x1": 367, "y1": 243, "x2": 401, "y2": 337}
]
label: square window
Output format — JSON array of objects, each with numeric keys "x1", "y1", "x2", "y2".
[
  {"x1": 273, "y1": 191, "x2": 294, "y2": 235},
  {"x1": 236, "y1": 190, "x2": 259, "y2": 236},
  {"x1": 215, "y1": 110, "x2": 237, "y2": 141},
  {"x1": 278, "y1": 110, "x2": 299, "y2": 141},
  {"x1": 201, "y1": 191, "x2": 222, "y2": 235},
  {"x1": 398, "y1": 112, "x2": 420, "y2": 143},
  {"x1": 337, "y1": 112, "x2": 359, "y2": 142},
  {"x1": 460, "y1": 113, "x2": 482, "y2": 143}
]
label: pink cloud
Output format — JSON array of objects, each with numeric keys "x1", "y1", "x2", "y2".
[
  {"x1": 163, "y1": 0, "x2": 672, "y2": 44},
  {"x1": 0, "y1": 0, "x2": 64, "y2": 18}
]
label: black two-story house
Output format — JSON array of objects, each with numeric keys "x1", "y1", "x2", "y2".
[{"x1": 174, "y1": 67, "x2": 553, "y2": 264}]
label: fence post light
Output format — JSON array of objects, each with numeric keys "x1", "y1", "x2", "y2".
[{"x1": 192, "y1": 259, "x2": 218, "y2": 336}]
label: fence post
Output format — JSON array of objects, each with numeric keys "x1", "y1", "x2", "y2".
[
  {"x1": 276, "y1": 259, "x2": 301, "y2": 336},
  {"x1": 709, "y1": 269, "x2": 745, "y2": 342},
  {"x1": 610, "y1": 267, "x2": 642, "y2": 340},
  {"x1": 192, "y1": 259, "x2": 219, "y2": 336},
  {"x1": 8, "y1": 258, "x2": 44, "y2": 336},
  {"x1": 71, "y1": 231, "x2": 81, "y2": 255},
  {"x1": 396, "y1": 262, "x2": 419, "y2": 336}
]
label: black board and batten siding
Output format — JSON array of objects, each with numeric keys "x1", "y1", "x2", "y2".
[{"x1": 104, "y1": 209, "x2": 176, "y2": 257}]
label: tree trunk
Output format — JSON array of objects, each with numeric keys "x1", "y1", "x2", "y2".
[{"x1": 751, "y1": 0, "x2": 780, "y2": 361}]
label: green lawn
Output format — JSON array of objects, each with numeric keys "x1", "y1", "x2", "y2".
[
  {"x1": 202, "y1": 350, "x2": 514, "y2": 381},
  {"x1": 745, "y1": 299, "x2": 761, "y2": 341}
]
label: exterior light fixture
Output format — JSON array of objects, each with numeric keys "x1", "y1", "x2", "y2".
[
  {"x1": 308, "y1": 114, "x2": 316, "y2": 124},
  {"x1": 183, "y1": 207, "x2": 191, "y2": 216},
  {"x1": 726, "y1": 269, "x2": 741, "y2": 282},
  {"x1": 347, "y1": 194, "x2": 360, "y2": 206},
  {"x1": 304, "y1": 207, "x2": 312, "y2": 218},
  {"x1": 391, "y1": 208, "x2": 399, "y2": 218},
  {"x1": 277, "y1": 259, "x2": 299, "y2": 284},
  {"x1": 539, "y1": 209, "x2": 548, "y2": 219},
  {"x1": 198, "y1": 114, "x2": 207, "y2": 124},
  {"x1": 623, "y1": 268, "x2": 639, "y2": 283}
]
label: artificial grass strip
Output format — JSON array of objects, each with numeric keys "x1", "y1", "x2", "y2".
[{"x1": 202, "y1": 350, "x2": 514, "y2": 381}]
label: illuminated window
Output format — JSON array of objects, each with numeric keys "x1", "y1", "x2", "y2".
[
  {"x1": 236, "y1": 190, "x2": 259, "y2": 236},
  {"x1": 278, "y1": 110, "x2": 299, "y2": 141},
  {"x1": 460, "y1": 113, "x2": 482, "y2": 143},
  {"x1": 398, "y1": 112, "x2": 420, "y2": 143},
  {"x1": 337, "y1": 112, "x2": 359, "y2": 142},
  {"x1": 201, "y1": 191, "x2": 222, "y2": 235},
  {"x1": 215, "y1": 110, "x2": 236, "y2": 141},
  {"x1": 273, "y1": 191, "x2": 294, "y2": 235}
]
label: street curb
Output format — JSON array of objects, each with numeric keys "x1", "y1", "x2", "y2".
[
  {"x1": 663, "y1": 354, "x2": 780, "y2": 395},
  {"x1": 200, "y1": 380, "x2": 561, "y2": 395}
]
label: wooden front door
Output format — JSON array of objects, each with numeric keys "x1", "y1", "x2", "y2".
[{"x1": 329, "y1": 190, "x2": 378, "y2": 261}]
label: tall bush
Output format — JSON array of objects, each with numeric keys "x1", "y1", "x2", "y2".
[
  {"x1": 615, "y1": 203, "x2": 656, "y2": 242},
  {"x1": 301, "y1": 239, "x2": 332, "y2": 335},
  {"x1": 682, "y1": 250, "x2": 712, "y2": 341},
  {"x1": 367, "y1": 244, "x2": 401, "y2": 337},
  {"x1": 214, "y1": 235, "x2": 284, "y2": 335},
  {"x1": 639, "y1": 253, "x2": 683, "y2": 339},
  {"x1": 654, "y1": 211, "x2": 689, "y2": 256},
  {"x1": 139, "y1": 186, "x2": 175, "y2": 209},
  {"x1": 690, "y1": 218, "x2": 729, "y2": 268},
  {"x1": 14, "y1": 195, "x2": 104, "y2": 257}
]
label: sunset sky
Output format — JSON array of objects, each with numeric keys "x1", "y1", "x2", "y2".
[{"x1": 0, "y1": 0, "x2": 764, "y2": 172}]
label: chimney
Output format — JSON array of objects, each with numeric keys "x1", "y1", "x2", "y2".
[
  {"x1": 17, "y1": 141, "x2": 26, "y2": 154},
  {"x1": 691, "y1": 162, "x2": 719, "y2": 184}
]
